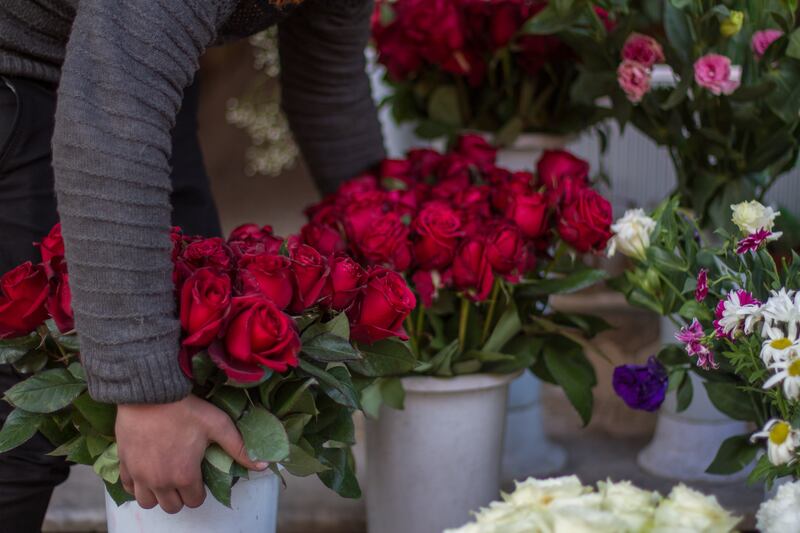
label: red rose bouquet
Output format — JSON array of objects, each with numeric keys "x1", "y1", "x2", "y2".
[
  {"x1": 300, "y1": 134, "x2": 613, "y2": 424},
  {"x1": 0, "y1": 223, "x2": 414, "y2": 505},
  {"x1": 371, "y1": 0, "x2": 613, "y2": 144}
]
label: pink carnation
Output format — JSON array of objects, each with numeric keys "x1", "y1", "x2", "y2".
[
  {"x1": 621, "y1": 33, "x2": 665, "y2": 68},
  {"x1": 617, "y1": 60, "x2": 651, "y2": 103},
  {"x1": 752, "y1": 29, "x2": 783, "y2": 59},
  {"x1": 694, "y1": 54, "x2": 740, "y2": 96},
  {"x1": 736, "y1": 229, "x2": 774, "y2": 254},
  {"x1": 675, "y1": 318, "x2": 718, "y2": 370},
  {"x1": 695, "y1": 268, "x2": 708, "y2": 302}
]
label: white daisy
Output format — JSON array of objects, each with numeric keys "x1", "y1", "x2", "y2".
[
  {"x1": 764, "y1": 355, "x2": 800, "y2": 401},
  {"x1": 752, "y1": 419, "x2": 800, "y2": 466},
  {"x1": 760, "y1": 324, "x2": 800, "y2": 366},
  {"x1": 762, "y1": 289, "x2": 800, "y2": 340}
]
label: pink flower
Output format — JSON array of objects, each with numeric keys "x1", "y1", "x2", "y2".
[
  {"x1": 617, "y1": 60, "x2": 651, "y2": 103},
  {"x1": 714, "y1": 289, "x2": 761, "y2": 339},
  {"x1": 675, "y1": 318, "x2": 718, "y2": 370},
  {"x1": 621, "y1": 33, "x2": 665, "y2": 68},
  {"x1": 695, "y1": 268, "x2": 709, "y2": 302},
  {"x1": 694, "y1": 54, "x2": 740, "y2": 95},
  {"x1": 752, "y1": 29, "x2": 783, "y2": 59},
  {"x1": 736, "y1": 229, "x2": 774, "y2": 254}
]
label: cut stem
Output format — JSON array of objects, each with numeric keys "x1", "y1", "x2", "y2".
[
  {"x1": 481, "y1": 280, "x2": 502, "y2": 345},
  {"x1": 458, "y1": 297, "x2": 471, "y2": 353}
]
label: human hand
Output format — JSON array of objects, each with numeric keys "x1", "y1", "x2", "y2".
[{"x1": 116, "y1": 394, "x2": 267, "y2": 513}]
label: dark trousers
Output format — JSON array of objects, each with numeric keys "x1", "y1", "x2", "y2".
[{"x1": 0, "y1": 76, "x2": 221, "y2": 532}]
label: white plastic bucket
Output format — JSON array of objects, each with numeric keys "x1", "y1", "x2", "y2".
[
  {"x1": 104, "y1": 469, "x2": 279, "y2": 533},
  {"x1": 366, "y1": 372, "x2": 520, "y2": 533}
]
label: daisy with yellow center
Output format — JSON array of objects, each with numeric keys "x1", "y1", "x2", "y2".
[
  {"x1": 751, "y1": 419, "x2": 800, "y2": 466},
  {"x1": 764, "y1": 356, "x2": 800, "y2": 401},
  {"x1": 760, "y1": 325, "x2": 800, "y2": 366}
]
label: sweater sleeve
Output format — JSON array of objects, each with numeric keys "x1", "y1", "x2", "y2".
[
  {"x1": 278, "y1": 0, "x2": 385, "y2": 196},
  {"x1": 52, "y1": 0, "x2": 235, "y2": 404}
]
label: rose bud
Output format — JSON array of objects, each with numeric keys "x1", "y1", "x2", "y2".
[
  {"x1": 455, "y1": 134, "x2": 496, "y2": 170},
  {"x1": 452, "y1": 239, "x2": 495, "y2": 302},
  {"x1": 537, "y1": 150, "x2": 590, "y2": 205},
  {"x1": 47, "y1": 258, "x2": 74, "y2": 333},
  {"x1": 238, "y1": 253, "x2": 294, "y2": 310},
  {"x1": 300, "y1": 222, "x2": 344, "y2": 257},
  {"x1": 487, "y1": 224, "x2": 527, "y2": 276},
  {"x1": 320, "y1": 254, "x2": 367, "y2": 311},
  {"x1": 210, "y1": 295, "x2": 301, "y2": 382},
  {"x1": 37, "y1": 223, "x2": 65, "y2": 270},
  {"x1": 380, "y1": 159, "x2": 413, "y2": 185},
  {"x1": 180, "y1": 268, "x2": 232, "y2": 348},
  {"x1": 289, "y1": 244, "x2": 330, "y2": 314},
  {"x1": 412, "y1": 202, "x2": 462, "y2": 271},
  {"x1": 506, "y1": 190, "x2": 549, "y2": 239},
  {"x1": 348, "y1": 267, "x2": 416, "y2": 344},
  {"x1": 412, "y1": 269, "x2": 444, "y2": 308},
  {"x1": 228, "y1": 225, "x2": 283, "y2": 257},
  {"x1": 358, "y1": 212, "x2": 412, "y2": 272},
  {"x1": 0, "y1": 262, "x2": 49, "y2": 338},
  {"x1": 557, "y1": 188, "x2": 614, "y2": 253},
  {"x1": 182, "y1": 237, "x2": 234, "y2": 273}
]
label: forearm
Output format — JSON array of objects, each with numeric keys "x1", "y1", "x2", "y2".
[{"x1": 279, "y1": 0, "x2": 385, "y2": 195}]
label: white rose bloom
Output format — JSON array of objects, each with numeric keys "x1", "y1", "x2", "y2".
[
  {"x1": 607, "y1": 209, "x2": 657, "y2": 260},
  {"x1": 752, "y1": 419, "x2": 800, "y2": 466},
  {"x1": 505, "y1": 476, "x2": 589, "y2": 507},
  {"x1": 599, "y1": 480, "x2": 660, "y2": 531},
  {"x1": 551, "y1": 506, "x2": 627, "y2": 533},
  {"x1": 731, "y1": 200, "x2": 779, "y2": 234},
  {"x1": 652, "y1": 485, "x2": 740, "y2": 533},
  {"x1": 756, "y1": 480, "x2": 800, "y2": 533}
]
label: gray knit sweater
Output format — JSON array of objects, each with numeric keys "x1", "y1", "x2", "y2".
[{"x1": 0, "y1": 0, "x2": 384, "y2": 404}]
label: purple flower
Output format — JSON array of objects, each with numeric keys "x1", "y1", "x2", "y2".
[
  {"x1": 736, "y1": 229, "x2": 773, "y2": 254},
  {"x1": 695, "y1": 268, "x2": 709, "y2": 302},
  {"x1": 676, "y1": 318, "x2": 719, "y2": 370},
  {"x1": 612, "y1": 356, "x2": 668, "y2": 412}
]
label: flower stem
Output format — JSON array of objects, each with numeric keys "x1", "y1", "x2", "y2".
[
  {"x1": 415, "y1": 305, "x2": 426, "y2": 346},
  {"x1": 405, "y1": 316, "x2": 418, "y2": 357},
  {"x1": 458, "y1": 297, "x2": 471, "y2": 353},
  {"x1": 481, "y1": 281, "x2": 502, "y2": 345}
]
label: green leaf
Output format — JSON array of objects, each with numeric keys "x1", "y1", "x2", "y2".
[
  {"x1": 205, "y1": 444, "x2": 235, "y2": 474},
  {"x1": 67, "y1": 362, "x2": 85, "y2": 381},
  {"x1": 350, "y1": 339, "x2": 417, "y2": 377},
  {"x1": 521, "y1": 4, "x2": 574, "y2": 34},
  {"x1": 299, "y1": 361, "x2": 360, "y2": 409},
  {"x1": 86, "y1": 432, "x2": 112, "y2": 458},
  {"x1": 202, "y1": 459, "x2": 233, "y2": 508},
  {"x1": 5, "y1": 368, "x2": 86, "y2": 413},
  {"x1": 676, "y1": 372, "x2": 693, "y2": 412},
  {"x1": 517, "y1": 269, "x2": 607, "y2": 298},
  {"x1": 427, "y1": 86, "x2": 463, "y2": 127},
  {"x1": 494, "y1": 116, "x2": 524, "y2": 147},
  {"x1": 93, "y1": 443, "x2": 120, "y2": 484},
  {"x1": 73, "y1": 394, "x2": 116, "y2": 436},
  {"x1": 543, "y1": 341, "x2": 596, "y2": 426},
  {"x1": 0, "y1": 334, "x2": 40, "y2": 365},
  {"x1": 301, "y1": 313, "x2": 350, "y2": 341},
  {"x1": 211, "y1": 387, "x2": 248, "y2": 420},
  {"x1": 283, "y1": 413, "x2": 312, "y2": 443},
  {"x1": 105, "y1": 479, "x2": 135, "y2": 506},
  {"x1": 237, "y1": 407, "x2": 290, "y2": 463},
  {"x1": 57, "y1": 334, "x2": 81, "y2": 353},
  {"x1": 302, "y1": 333, "x2": 361, "y2": 363},
  {"x1": 360, "y1": 377, "x2": 405, "y2": 419},
  {"x1": 424, "y1": 339, "x2": 459, "y2": 377},
  {"x1": 664, "y1": 1, "x2": 693, "y2": 64},
  {"x1": 282, "y1": 443, "x2": 330, "y2": 477},
  {"x1": 677, "y1": 300, "x2": 713, "y2": 322},
  {"x1": 191, "y1": 351, "x2": 216, "y2": 386},
  {"x1": 706, "y1": 434, "x2": 759, "y2": 475},
  {"x1": 482, "y1": 303, "x2": 522, "y2": 353},
  {"x1": 65, "y1": 435, "x2": 94, "y2": 465},
  {"x1": 0, "y1": 409, "x2": 42, "y2": 453},
  {"x1": 646, "y1": 246, "x2": 688, "y2": 272},
  {"x1": 274, "y1": 378, "x2": 316, "y2": 418},
  {"x1": 317, "y1": 447, "x2": 362, "y2": 499},
  {"x1": 12, "y1": 349, "x2": 48, "y2": 374},
  {"x1": 704, "y1": 382, "x2": 759, "y2": 421},
  {"x1": 787, "y1": 29, "x2": 800, "y2": 60}
]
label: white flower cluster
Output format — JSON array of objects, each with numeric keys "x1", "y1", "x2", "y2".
[
  {"x1": 756, "y1": 480, "x2": 800, "y2": 533},
  {"x1": 607, "y1": 209, "x2": 657, "y2": 260},
  {"x1": 445, "y1": 476, "x2": 739, "y2": 533}
]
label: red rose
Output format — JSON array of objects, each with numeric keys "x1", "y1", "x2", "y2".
[
  {"x1": 349, "y1": 267, "x2": 416, "y2": 344},
  {"x1": 374, "y1": 21, "x2": 424, "y2": 80},
  {"x1": 537, "y1": 150, "x2": 589, "y2": 206},
  {"x1": 455, "y1": 134, "x2": 496, "y2": 170},
  {"x1": 454, "y1": 185, "x2": 491, "y2": 219},
  {"x1": 557, "y1": 188, "x2": 613, "y2": 253},
  {"x1": 441, "y1": 48, "x2": 487, "y2": 86},
  {"x1": 300, "y1": 223, "x2": 344, "y2": 258},
  {"x1": 210, "y1": 295, "x2": 301, "y2": 382},
  {"x1": 412, "y1": 203, "x2": 462, "y2": 270},
  {"x1": 452, "y1": 239, "x2": 494, "y2": 301},
  {"x1": 399, "y1": 0, "x2": 465, "y2": 65},
  {"x1": 506, "y1": 190, "x2": 549, "y2": 238},
  {"x1": 47, "y1": 258, "x2": 74, "y2": 334},
  {"x1": 487, "y1": 224, "x2": 527, "y2": 276},
  {"x1": 0, "y1": 262, "x2": 49, "y2": 338},
  {"x1": 180, "y1": 268, "x2": 232, "y2": 348},
  {"x1": 38, "y1": 223, "x2": 65, "y2": 269},
  {"x1": 380, "y1": 159, "x2": 413, "y2": 185},
  {"x1": 238, "y1": 253, "x2": 294, "y2": 310},
  {"x1": 358, "y1": 212, "x2": 412, "y2": 272},
  {"x1": 343, "y1": 190, "x2": 386, "y2": 243},
  {"x1": 289, "y1": 244, "x2": 330, "y2": 314},
  {"x1": 407, "y1": 148, "x2": 444, "y2": 179},
  {"x1": 320, "y1": 255, "x2": 367, "y2": 311},
  {"x1": 228, "y1": 225, "x2": 283, "y2": 257},
  {"x1": 182, "y1": 237, "x2": 234, "y2": 273},
  {"x1": 490, "y1": 1, "x2": 526, "y2": 49},
  {"x1": 412, "y1": 270, "x2": 437, "y2": 307},
  {"x1": 517, "y1": 33, "x2": 569, "y2": 75}
]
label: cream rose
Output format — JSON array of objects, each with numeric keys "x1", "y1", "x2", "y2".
[
  {"x1": 756, "y1": 480, "x2": 800, "y2": 533},
  {"x1": 731, "y1": 200, "x2": 779, "y2": 235},
  {"x1": 652, "y1": 484, "x2": 740, "y2": 532},
  {"x1": 607, "y1": 209, "x2": 657, "y2": 260}
]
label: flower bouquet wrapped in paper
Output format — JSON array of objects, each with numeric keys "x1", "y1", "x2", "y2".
[
  {"x1": 0, "y1": 223, "x2": 414, "y2": 505},
  {"x1": 609, "y1": 197, "x2": 800, "y2": 484}
]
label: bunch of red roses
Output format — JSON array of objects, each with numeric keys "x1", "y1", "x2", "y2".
[
  {"x1": 0, "y1": 222, "x2": 416, "y2": 384},
  {"x1": 300, "y1": 134, "x2": 613, "y2": 308}
]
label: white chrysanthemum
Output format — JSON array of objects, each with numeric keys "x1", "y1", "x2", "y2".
[
  {"x1": 505, "y1": 476, "x2": 589, "y2": 507},
  {"x1": 715, "y1": 291, "x2": 763, "y2": 337},
  {"x1": 752, "y1": 419, "x2": 800, "y2": 466},
  {"x1": 599, "y1": 480, "x2": 660, "y2": 531},
  {"x1": 607, "y1": 209, "x2": 657, "y2": 260},
  {"x1": 652, "y1": 484, "x2": 740, "y2": 533},
  {"x1": 762, "y1": 289, "x2": 800, "y2": 340},
  {"x1": 756, "y1": 480, "x2": 800, "y2": 533},
  {"x1": 764, "y1": 355, "x2": 800, "y2": 401},
  {"x1": 760, "y1": 324, "x2": 800, "y2": 366},
  {"x1": 731, "y1": 200, "x2": 779, "y2": 234}
]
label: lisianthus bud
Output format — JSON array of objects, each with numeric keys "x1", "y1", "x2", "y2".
[
  {"x1": 720, "y1": 11, "x2": 744, "y2": 37},
  {"x1": 607, "y1": 209, "x2": 656, "y2": 260},
  {"x1": 731, "y1": 200, "x2": 779, "y2": 235}
]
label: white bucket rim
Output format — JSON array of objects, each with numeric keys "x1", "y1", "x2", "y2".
[{"x1": 400, "y1": 370, "x2": 523, "y2": 393}]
